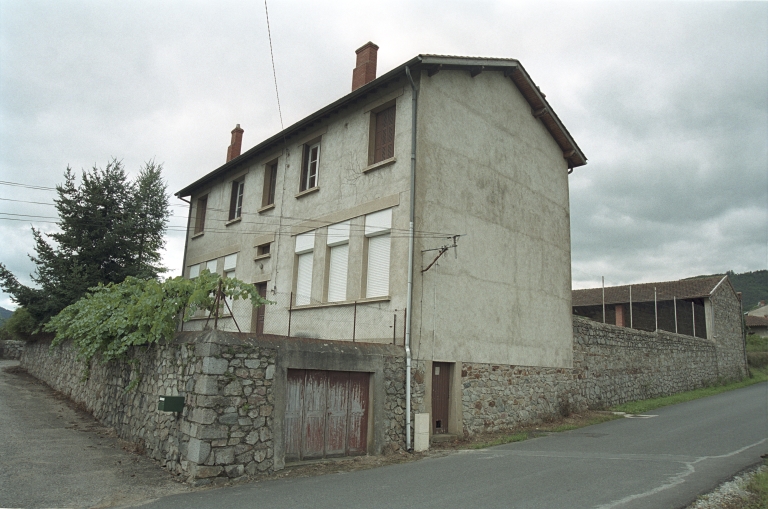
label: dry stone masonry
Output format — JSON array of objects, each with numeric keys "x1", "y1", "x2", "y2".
[
  {"x1": 0, "y1": 339, "x2": 25, "y2": 359},
  {"x1": 18, "y1": 311, "x2": 747, "y2": 480}
]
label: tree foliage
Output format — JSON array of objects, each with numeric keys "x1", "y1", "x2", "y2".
[
  {"x1": 0, "y1": 307, "x2": 36, "y2": 341},
  {"x1": 0, "y1": 159, "x2": 170, "y2": 325},
  {"x1": 45, "y1": 271, "x2": 271, "y2": 365}
]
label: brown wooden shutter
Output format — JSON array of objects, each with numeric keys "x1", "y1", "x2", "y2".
[
  {"x1": 374, "y1": 106, "x2": 396, "y2": 163},
  {"x1": 194, "y1": 196, "x2": 207, "y2": 234}
]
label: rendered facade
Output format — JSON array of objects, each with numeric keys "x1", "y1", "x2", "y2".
[{"x1": 176, "y1": 43, "x2": 586, "y2": 450}]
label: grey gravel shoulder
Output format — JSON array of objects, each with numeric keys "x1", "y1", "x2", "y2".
[{"x1": 686, "y1": 464, "x2": 764, "y2": 508}]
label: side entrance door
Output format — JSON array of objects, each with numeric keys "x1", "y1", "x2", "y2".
[
  {"x1": 285, "y1": 369, "x2": 370, "y2": 461},
  {"x1": 432, "y1": 362, "x2": 451, "y2": 434}
]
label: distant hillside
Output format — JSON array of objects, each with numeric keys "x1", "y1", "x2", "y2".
[
  {"x1": 728, "y1": 270, "x2": 768, "y2": 310},
  {"x1": 0, "y1": 306, "x2": 12, "y2": 324},
  {"x1": 689, "y1": 270, "x2": 768, "y2": 310}
]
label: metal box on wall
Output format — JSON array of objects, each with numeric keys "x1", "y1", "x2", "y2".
[{"x1": 158, "y1": 395, "x2": 185, "y2": 412}]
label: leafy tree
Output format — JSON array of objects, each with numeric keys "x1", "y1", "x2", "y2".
[
  {"x1": 0, "y1": 307, "x2": 37, "y2": 341},
  {"x1": 45, "y1": 271, "x2": 270, "y2": 365},
  {"x1": 0, "y1": 159, "x2": 170, "y2": 325}
]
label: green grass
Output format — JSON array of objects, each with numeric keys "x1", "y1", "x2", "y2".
[
  {"x1": 468, "y1": 432, "x2": 528, "y2": 449},
  {"x1": 744, "y1": 465, "x2": 768, "y2": 509},
  {"x1": 746, "y1": 334, "x2": 768, "y2": 352},
  {"x1": 547, "y1": 414, "x2": 622, "y2": 432},
  {"x1": 612, "y1": 366, "x2": 768, "y2": 415}
]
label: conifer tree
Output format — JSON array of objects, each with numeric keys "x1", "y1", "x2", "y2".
[{"x1": 0, "y1": 159, "x2": 170, "y2": 324}]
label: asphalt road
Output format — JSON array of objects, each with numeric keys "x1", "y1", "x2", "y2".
[
  {"x1": 0, "y1": 360, "x2": 190, "y2": 509},
  {"x1": 130, "y1": 381, "x2": 767, "y2": 509},
  {"x1": 1, "y1": 356, "x2": 765, "y2": 509}
]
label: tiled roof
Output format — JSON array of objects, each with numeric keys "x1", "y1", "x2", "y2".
[
  {"x1": 572, "y1": 275, "x2": 727, "y2": 307},
  {"x1": 746, "y1": 315, "x2": 768, "y2": 327}
]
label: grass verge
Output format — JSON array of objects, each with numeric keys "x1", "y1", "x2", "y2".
[
  {"x1": 743, "y1": 464, "x2": 768, "y2": 509},
  {"x1": 442, "y1": 411, "x2": 624, "y2": 450},
  {"x1": 612, "y1": 366, "x2": 768, "y2": 415}
]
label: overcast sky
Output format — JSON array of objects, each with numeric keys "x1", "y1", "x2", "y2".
[{"x1": 1, "y1": 0, "x2": 766, "y2": 310}]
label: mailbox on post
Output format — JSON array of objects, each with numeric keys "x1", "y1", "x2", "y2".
[{"x1": 158, "y1": 395, "x2": 185, "y2": 413}]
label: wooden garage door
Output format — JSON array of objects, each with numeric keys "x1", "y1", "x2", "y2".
[{"x1": 285, "y1": 369, "x2": 369, "y2": 461}]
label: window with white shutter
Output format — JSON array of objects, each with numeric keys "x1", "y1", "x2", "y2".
[
  {"x1": 189, "y1": 264, "x2": 200, "y2": 279},
  {"x1": 295, "y1": 232, "x2": 315, "y2": 306},
  {"x1": 365, "y1": 209, "x2": 392, "y2": 298},
  {"x1": 327, "y1": 244, "x2": 349, "y2": 302},
  {"x1": 326, "y1": 221, "x2": 350, "y2": 302},
  {"x1": 223, "y1": 254, "x2": 237, "y2": 313},
  {"x1": 206, "y1": 259, "x2": 218, "y2": 274},
  {"x1": 224, "y1": 253, "x2": 237, "y2": 272},
  {"x1": 296, "y1": 253, "x2": 313, "y2": 305},
  {"x1": 366, "y1": 235, "x2": 390, "y2": 298}
]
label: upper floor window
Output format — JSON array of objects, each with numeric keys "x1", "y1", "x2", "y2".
[
  {"x1": 364, "y1": 208, "x2": 392, "y2": 298},
  {"x1": 326, "y1": 221, "x2": 350, "y2": 303},
  {"x1": 372, "y1": 105, "x2": 396, "y2": 163},
  {"x1": 263, "y1": 161, "x2": 278, "y2": 207},
  {"x1": 194, "y1": 195, "x2": 207, "y2": 235},
  {"x1": 229, "y1": 178, "x2": 244, "y2": 221},
  {"x1": 294, "y1": 231, "x2": 315, "y2": 305},
  {"x1": 300, "y1": 142, "x2": 320, "y2": 192}
]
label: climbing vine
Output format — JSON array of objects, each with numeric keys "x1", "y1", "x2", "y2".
[{"x1": 45, "y1": 270, "x2": 270, "y2": 366}]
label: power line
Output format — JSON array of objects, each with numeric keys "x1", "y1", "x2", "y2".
[
  {"x1": 0, "y1": 197, "x2": 56, "y2": 206},
  {"x1": 264, "y1": 0, "x2": 284, "y2": 131},
  {"x1": 0, "y1": 180, "x2": 56, "y2": 191}
]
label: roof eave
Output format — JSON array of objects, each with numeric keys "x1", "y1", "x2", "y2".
[
  {"x1": 175, "y1": 56, "x2": 423, "y2": 198},
  {"x1": 176, "y1": 54, "x2": 587, "y2": 197}
]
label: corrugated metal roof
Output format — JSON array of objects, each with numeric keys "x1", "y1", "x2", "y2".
[
  {"x1": 176, "y1": 53, "x2": 587, "y2": 198},
  {"x1": 572, "y1": 275, "x2": 727, "y2": 307}
]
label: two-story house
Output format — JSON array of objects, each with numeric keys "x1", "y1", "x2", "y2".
[{"x1": 176, "y1": 43, "x2": 586, "y2": 461}]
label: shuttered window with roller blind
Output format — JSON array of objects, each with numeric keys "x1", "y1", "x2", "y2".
[
  {"x1": 364, "y1": 209, "x2": 392, "y2": 298},
  {"x1": 295, "y1": 231, "x2": 315, "y2": 306},
  {"x1": 326, "y1": 221, "x2": 350, "y2": 302}
]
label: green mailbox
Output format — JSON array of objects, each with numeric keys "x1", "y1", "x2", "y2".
[{"x1": 158, "y1": 395, "x2": 185, "y2": 413}]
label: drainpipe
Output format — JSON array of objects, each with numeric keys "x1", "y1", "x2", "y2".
[
  {"x1": 178, "y1": 196, "x2": 191, "y2": 278},
  {"x1": 404, "y1": 65, "x2": 419, "y2": 452}
]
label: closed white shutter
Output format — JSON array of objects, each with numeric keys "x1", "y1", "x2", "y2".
[
  {"x1": 206, "y1": 260, "x2": 218, "y2": 274},
  {"x1": 189, "y1": 264, "x2": 200, "y2": 279},
  {"x1": 366, "y1": 234, "x2": 390, "y2": 298},
  {"x1": 327, "y1": 244, "x2": 349, "y2": 302},
  {"x1": 224, "y1": 253, "x2": 237, "y2": 271},
  {"x1": 296, "y1": 252, "x2": 313, "y2": 305}
]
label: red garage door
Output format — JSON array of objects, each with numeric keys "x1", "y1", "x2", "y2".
[{"x1": 285, "y1": 369, "x2": 369, "y2": 461}]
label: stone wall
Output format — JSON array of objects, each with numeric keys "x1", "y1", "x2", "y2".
[
  {"x1": 20, "y1": 330, "x2": 406, "y2": 481},
  {"x1": 19, "y1": 314, "x2": 747, "y2": 475},
  {"x1": 710, "y1": 282, "x2": 749, "y2": 380},
  {"x1": 21, "y1": 331, "x2": 277, "y2": 483},
  {"x1": 0, "y1": 339, "x2": 25, "y2": 359},
  {"x1": 460, "y1": 316, "x2": 740, "y2": 435}
]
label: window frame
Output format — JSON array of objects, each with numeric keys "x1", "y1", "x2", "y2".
[
  {"x1": 325, "y1": 221, "x2": 351, "y2": 303},
  {"x1": 370, "y1": 104, "x2": 396, "y2": 165},
  {"x1": 255, "y1": 242, "x2": 271, "y2": 259},
  {"x1": 294, "y1": 231, "x2": 315, "y2": 306},
  {"x1": 363, "y1": 209, "x2": 392, "y2": 299},
  {"x1": 193, "y1": 195, "x2": 208, "y2": 235},
  {"x1": 228, "y1": 178, "x2": 245, "y2": 221},
  {"x1": 300, "y1": 141, "x2": 321, "y2": 192},
  {"x1": 262, "y1": 160, "x2": 278, "y2": 208}
]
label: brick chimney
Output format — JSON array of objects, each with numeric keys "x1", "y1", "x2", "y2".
[
  {"x1": 352, "y1": 42, "x2": 379, "y2": 91},
  {"x1": 226, "y1": 124, "x2": 244, "y2": 162}
]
